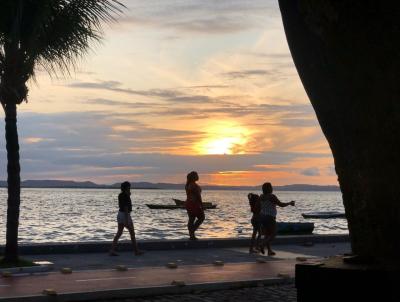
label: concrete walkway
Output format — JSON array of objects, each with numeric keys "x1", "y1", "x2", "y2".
[{"x1": 0, "y1": 237, "x2": 351, "y2": 301}]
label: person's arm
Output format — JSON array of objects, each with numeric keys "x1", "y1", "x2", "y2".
[{"x1": 271, "y1": 194, "x2": 295, "y2": 207}]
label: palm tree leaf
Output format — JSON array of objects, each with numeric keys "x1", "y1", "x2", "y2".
[{"x1": 0, "y1": 0, "x2": 125, "y2": 80}]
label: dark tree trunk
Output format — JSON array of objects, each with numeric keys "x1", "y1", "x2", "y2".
[
  {"x1": 278, "y1": 0, "x2": 400, "y2": 264},
  {"x1": 3, "y1": 103, "x2": 21, "y2": 263}
]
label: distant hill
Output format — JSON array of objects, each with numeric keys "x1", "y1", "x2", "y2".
[
  {"x1": 274, "y1": 184, "x2": 340, "y2": 192},
  {"x1": 0, "y1": 180, "x2": 340, "y2": 191}
]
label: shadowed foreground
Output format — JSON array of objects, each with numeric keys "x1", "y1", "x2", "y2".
[{"x1": 97, "y1": 284, "x2": 297, "y2": 302}]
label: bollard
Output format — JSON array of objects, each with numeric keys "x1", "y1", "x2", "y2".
[
  {"x1": 116, "y1": 265, "x2": 128, "y2": 271},
  {"x1": 60, "y1": 267, "x2": 72, "y2": 274},
  {"x1": 171, "y1": 280, "x2": 186, "y2": 287},
  {"x1": 166, "y1": 262, "x2": 178, "y2": 269},
  {"x1": 1, "y1": 271, "x2": 12, "y2": 278},
  {"x1": 42, "y1": 289, "x2": 57, "y2": 296}
]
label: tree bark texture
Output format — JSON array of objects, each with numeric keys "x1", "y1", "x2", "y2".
[
  {"x1": 3, "y1": 103, "x2": 21, "y2": 262},
  {"x1": 279, "y1": 0, "x2": 400, "y2": 264}
]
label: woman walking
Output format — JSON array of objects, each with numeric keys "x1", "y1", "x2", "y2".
[
  {"x1": 110, "y1": 181, "x2": 143, "y2": 256},
  {"x1": 259, "y1": 182, "x2": 295, "y2": 256},
  {"x1": 185, "y1": 171, "x2": 205, "y2": 240}
]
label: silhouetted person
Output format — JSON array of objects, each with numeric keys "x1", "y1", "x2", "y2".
[
  {"x1": 248, "y1": 193, "x2": 262, "y2": 253},
  {"x1": 259, "y1": 182, "x2": 295, "y2": 255},
  {"x1": 185, "y1": 171, "x2": 205, "y2": 240},
  {"x1": 110, "y1": 181, "x2": 143, "y2": 256}
]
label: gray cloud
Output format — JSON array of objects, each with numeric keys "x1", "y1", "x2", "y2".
[
  {"x1": 69, "y1": 81, "x2": 181, "y2": 99},
  {"x1": 120, "y1": 0, "x2": 278, "y2": 35},
  {"x1": 222, "y1": 69, "x2": 272, "y2": 79},
  {"x1": 166, "y1": 95, "x2": 214, "y2": 104},
  {"x1": 300, "y1": 168, "x2": 321, "y2": 176},
  {"x1": 86, "y1": 98, "x2": 162, "y2": 108},
  {"x1": 244, "y1": 52, "x2": 293, "y2": 60},
  {"x1": 69, "y1": 81, "x2": 220, "y2": 105}
]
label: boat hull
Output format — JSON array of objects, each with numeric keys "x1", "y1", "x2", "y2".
[
  {"x1": 302, "y1": 212, "x2": 346, "y2": 219},
  {"x1": 146, "y1": 204, "x2": 217, "y2": 210}
]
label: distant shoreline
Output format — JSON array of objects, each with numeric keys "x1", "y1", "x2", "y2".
[{"x1": 0, "y1": 180, "x2": 340, "y2": 192}]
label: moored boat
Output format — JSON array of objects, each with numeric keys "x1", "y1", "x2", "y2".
[
  {"x1": 277, "y1": 222, "x2": 314, "y2": 235},
  {"x1": 146, "y1": 204, "x2": 217, "y2": 210},
  {"x1": 172, "y1": 198, "x2": 214, "y2": 207},
  {"x1": 302, "y1": 211, "x2": 346, "y2": 219}
]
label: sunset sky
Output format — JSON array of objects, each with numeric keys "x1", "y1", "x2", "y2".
[{"x1": 0, "y1": 0, "x2": 337, "y2": 186}]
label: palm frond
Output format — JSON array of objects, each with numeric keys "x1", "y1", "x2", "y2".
[{"x1": 0, "y1": 0, "x2": 126, "y2": 80}]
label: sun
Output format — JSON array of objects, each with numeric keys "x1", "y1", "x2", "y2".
[
  {"x1": 203, "y1": 138, "x2": 238, "y2": 155},
  {"x1": 195, "y1": 121, "x2": 250, "y2": 155}
]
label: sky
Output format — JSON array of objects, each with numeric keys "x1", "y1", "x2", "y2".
[{"x1": 0, "y1": 0, "x2": 337, "y2": 186}]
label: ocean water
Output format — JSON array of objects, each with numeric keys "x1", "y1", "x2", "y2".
[{"x1": 0, "y1": 188, "x2": 348, "y2": 244}]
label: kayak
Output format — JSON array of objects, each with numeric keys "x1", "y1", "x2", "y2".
[
  {"x1": 277, "y1": 222, "x2": 314, "y2": 235},
  {"x1": 173, "y1": 198, "x2": 214, "y2": 207},
  {"x1": 146, "y1": 204, "x2": 217, "y2": 210},
  {"x1": 302, "y1": 211, "x2": 346, "y2": 219}
]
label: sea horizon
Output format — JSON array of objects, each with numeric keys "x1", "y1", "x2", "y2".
[{"x1": 0, "y1": 180, "x2": 340, "y2": 191}]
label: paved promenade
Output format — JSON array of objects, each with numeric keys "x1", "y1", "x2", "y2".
[{"x1": 0, "y1": 237, "x2": 350, "y2": 301}]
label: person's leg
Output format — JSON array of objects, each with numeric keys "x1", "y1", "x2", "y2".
[
  {"x1": 259, "y1": 217, "x2": 266, "y2": 254},
  {"x1": 249, "y1": 217, "x2": 257, "y2": 252},
  {"x1": 110, "y1": 224, "x2": 124, "y2": 255},
  {"x1": 256, "y1": 227, "x2": 262, "y2": 250},
  {"x1": 262, "y1": 219, "x2": 276, "y2": 256},
  {"x1": 127, "y1": 223, "x2": 143, "y2": 255},
  {"x1": 187, "y1": 214, "x2": 196, "y2": 239},
  {"x1": 267, "y1": 222, "x2": 277, "y2": 256},
  {"x1": 192, "y1": 212, "x2": 205, "y2": 236},
  {"x1": 262, "y1": 229, "x2": 274, "y2": 255},
  {"x1": 249, "y1": 227, "x2": 258, "y2": 253}
]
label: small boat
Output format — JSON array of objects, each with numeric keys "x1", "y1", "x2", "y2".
[
  {"x1": 172, "y1": 198, "x2": 214, "y2": 207},
  {"x1": 146, "y1": 204, "x2": 217, "y2": 210},
  {"x1": 277, "y1": 222, "x2": 314, "y2": 235},
  {"x1": 302, "y1": 211, "x2": 346, "y2": 219}
]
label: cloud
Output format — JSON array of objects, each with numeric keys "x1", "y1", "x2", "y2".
[
  {"x1": 222, "y1": 69, "x2": 272, "y2": 79},
  {"x1": 300, "y1": 167, "x2": 320, "y2": 176},
  {"x1": 85, "y1": 98, "x2": 162, "y2": 108},
  {"x1": 68, "y1": 81, "x2": 181, "y2": 99},
  {"x1": 120, "y1": 0, "x2": 278, "y2": 35},
  {"x1": 243, "y1": 52, "x2": 293, "y2": 60},
  {"x1": 69, "y1": 81, "x2": 219, "y2": 105}
]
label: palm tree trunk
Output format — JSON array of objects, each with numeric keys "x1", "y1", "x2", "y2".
[{"x1": 3, "y1": 102, "x2": 21, "y2": 263}]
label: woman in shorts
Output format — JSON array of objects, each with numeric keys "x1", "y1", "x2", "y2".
[{"x1": 109, "y1": 181, "x2": 143, "y2": 256}]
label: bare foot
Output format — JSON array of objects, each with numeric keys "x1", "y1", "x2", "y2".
[
  {"x1": 259, "y1": 246, "x2": 265, "y2": 255},
  {"x1": 268, "y1": 250, "x2": 276, "y2": 256}
]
